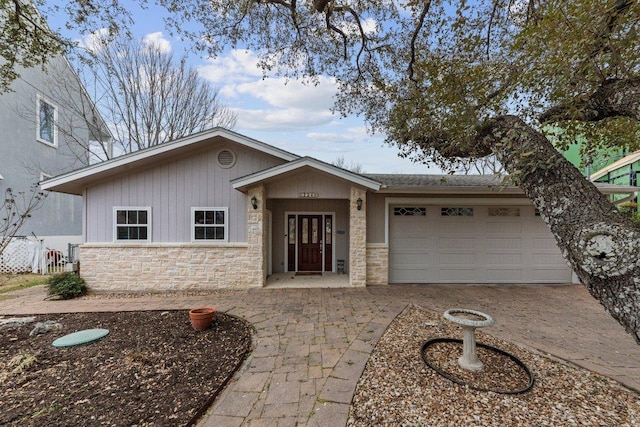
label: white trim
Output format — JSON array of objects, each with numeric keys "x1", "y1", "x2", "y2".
[
  {"x1": 283, "y1": 211, "x2": 336, "y2": 273},
  {"x1": 590, "y1": 150, "x2": 640, "y2": 181},
  {"x1": 232, "y1": 157, "x2": 381, "y2": 192},
  {"x1": 39, "y1": 171, "x2": 53, "y2": 182},
  {"x1": 36, "y1": 94, "x2": 58, "y2": 148},
  {"x1": 113, "y1": 207, "x2": 152, "y2": 242},
  {"x1": 81, "y1": 242, "x2": 249, "y2": 248},
  {"x1": 266, "y1": 210, "x2": 273, "y2": 276},
  {"x1": 190, "y1": 207, "x2": 229, "y2": 243},
  {"x1": 41, "y1": 128, "x2": 299, "y2": 194}
]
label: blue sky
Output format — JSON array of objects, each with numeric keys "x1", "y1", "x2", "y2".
[{"x1": 47, "y1": 1, "x2": 440, "y2": 174}]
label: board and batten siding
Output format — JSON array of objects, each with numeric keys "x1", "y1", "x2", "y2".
[
  {"x1": 265, "y1": 170, "x2": 354, "y2": 199},
  {"x1": 84, "y1": 142, "x2": 287, "y2": 243}
]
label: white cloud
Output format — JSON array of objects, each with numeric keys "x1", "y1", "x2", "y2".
[
  {"x1": 77, "y1": 28, "x2": 110, "y2": 52},
  {"x1": 198, "y1": 50, "x2": 263, "y2": 84},
  {"x1": 235, "y1": 108, "x2": 334, "y2": 131},
  {"x1": 234, "y1": 77, "x2": 336, "y2": 111},
  {"x1": 142, "y1": 32, "x2": 172, "y2": 54},
  {"x1": 307, "y1": 126, "x2": 370, "y2": 144},
  {"x1": 200, "y1": 48, "x2": 341, "y2": 132}
]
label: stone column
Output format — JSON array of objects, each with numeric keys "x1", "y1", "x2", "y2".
[
  {"x1": 247, "y1": 185, "x2": 266, "y2": 287},
  {"x1": 349, "y1": 187, "x2": 367, "y2": 287}
]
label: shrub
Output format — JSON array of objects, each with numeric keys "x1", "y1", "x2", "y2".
[
  {"x1": 618, "y1": 202, "x2": 640, "y2": 226},
  {"x1": 47, "y1": 273, "x2": 87, "y2": 300}
]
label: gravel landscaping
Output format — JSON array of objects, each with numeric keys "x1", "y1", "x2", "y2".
[{"x1": 348, "y1": 304, "x2": 640, "y2": 426}]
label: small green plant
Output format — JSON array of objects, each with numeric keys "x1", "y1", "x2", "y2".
[{"x1": 46, "y1": 272, "x2": 87, "y2": 300}]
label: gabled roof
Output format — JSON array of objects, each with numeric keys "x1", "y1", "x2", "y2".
[
  {"x1": 590, "y1": 150, "x2": 640, "y2": 181},
  {"x1": 232, "y1": 157, "x2": 382, "y2": 192},
  {"x1": 40, "y1": 128, "x2": 300, "y2": 195}
]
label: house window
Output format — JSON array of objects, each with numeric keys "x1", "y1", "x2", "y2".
[
  {"x1": 37, "y1": 95, "x2": 58, "y2": 147},
  {"x1": 441, "y1": 207, "x2": 474, "y2": 216},
  {"x1": 192, "y1": 207, "x2": 228, "y2": 242},
  {"x1": 114, "y1": 208, "x2": 151, "y2": 241}
]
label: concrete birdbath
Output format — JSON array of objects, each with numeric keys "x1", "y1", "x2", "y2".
[{"x1": 443, "y1": 308, "x2": 495, "y2": 372}]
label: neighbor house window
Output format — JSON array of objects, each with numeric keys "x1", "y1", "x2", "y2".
[
  {"x1": 36, "y1": 95, "x2": 58, "y2": 147},
  {"x1": 114, "y1": 208, "x2": 151, "y2": 241},
  {"x1": 192, "y1": 207, "x2": 228, "y2": 242}
]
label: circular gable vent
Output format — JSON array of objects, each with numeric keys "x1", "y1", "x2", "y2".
[{"x1": 217, "y1": 149, "x2": 236, "y2": 168}]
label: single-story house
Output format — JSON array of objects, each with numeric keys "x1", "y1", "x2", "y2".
[{"x1": 41, "y1": 128, "x2": 639, "y2": 292}]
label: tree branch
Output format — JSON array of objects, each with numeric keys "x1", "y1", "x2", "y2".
[
  {"x1": 540, "y1": 77, "x2": 640, "y2": 123},
  {"x1": 408, "y1": 1, "x2": 432, "y2": 83}
]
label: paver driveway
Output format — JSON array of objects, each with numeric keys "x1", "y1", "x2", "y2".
[{"x1": 1, "y1": 283, "x2": 638, "y2": 426}]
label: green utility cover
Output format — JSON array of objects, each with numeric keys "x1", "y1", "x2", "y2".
[{"x1": 52, "y1": 328, "x2": 109, "y2": 348}]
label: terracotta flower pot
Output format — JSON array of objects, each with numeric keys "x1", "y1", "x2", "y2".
[{"x1": 189, "y1": 307, "x2": 216, "y2": 331}]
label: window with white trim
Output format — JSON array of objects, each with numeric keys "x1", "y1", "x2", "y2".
[
  {"x1": 36, "y1": 95, "x2": 58, "y2": 147},
  {"x1": 192, "y1": 207, "x2": 228, "y2": 242},
  {"x1": 114, "y1": 208, "x2": 151, "y2": 241}
]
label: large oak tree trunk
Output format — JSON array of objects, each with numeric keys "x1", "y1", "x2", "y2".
[{"x1": 479, "y1": 115, "x2": 640, "y2": 343}]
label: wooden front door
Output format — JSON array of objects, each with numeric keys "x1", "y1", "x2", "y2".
[{"x1": 298, "y1": 215, "x2": 323, "y2": 271}]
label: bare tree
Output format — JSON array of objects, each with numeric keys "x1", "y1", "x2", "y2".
[
  {"x1": 78, "y1": 34, "x2": 237, "y2": 158},
  {"x1": 0, "y1": 185, "x2": 46, "y2": 257},
  {"x1": 455, "y1": 155, "x2": 505, "y2": 176},
  {"x1": 332, "y1": 156, "x2": 364, "y2": 173}
]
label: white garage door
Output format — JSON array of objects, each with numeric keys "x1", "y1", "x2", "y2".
[{"x1": 389, "y1": 205, "x2": 572, "y2": 284}]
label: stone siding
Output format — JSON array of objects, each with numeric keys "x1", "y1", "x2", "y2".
[
  {"x1": 79, "y1": 243, "x2": 259, "y2": 292},
  {"x1": 349, "y1": 187, "x2": 367, "y2": 287},
  {"x1": 366, "y1": 244, "x2": 389, "y2": 286},
  {"x1": 247, "y1": 185, "x2": 266, "y2": 287}
]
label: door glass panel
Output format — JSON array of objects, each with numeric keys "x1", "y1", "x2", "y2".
[
  {"x1": 325, "y1": 217, "x2": 332, "y2": 244},
  {"x1": 288, "y1": 217, "x2": 296, "y2": 245},
  {"x1": 312, "y1": 218, "x2": 318, "y2": 244},
  {"x1": 302, "y1": 218, "x2": 308, "y2": 244}
]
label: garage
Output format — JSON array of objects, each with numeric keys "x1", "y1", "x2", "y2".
[{"x1": 389, "y1": 204, "x2": 572, "y2": 284}]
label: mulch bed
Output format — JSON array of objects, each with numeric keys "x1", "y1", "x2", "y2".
[{"x1": 0, "y1": 311, "x2": 254, "y2": 426}]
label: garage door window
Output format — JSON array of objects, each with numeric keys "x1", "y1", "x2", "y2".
[
  {"x1": 488, "y1": 207, "x2": 520, "y2": 217},
  {"x1": 441, "y1": 207, "x2": 473, "y2": 216},
  {"x1": 393, "y1": 207, "x2": 426, "y2": 216}
]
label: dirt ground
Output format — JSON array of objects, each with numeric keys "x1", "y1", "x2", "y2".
[{"x1": 0, "y1": 310, "x2": 254, "y2": 426}]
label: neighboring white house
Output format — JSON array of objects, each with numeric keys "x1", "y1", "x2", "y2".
[
  {"x1": 41, "y1": 128, "x2": 638, "y2": 292},
  {"x1": 0, "y1": 55, "x2": 109, "y2": 256}
]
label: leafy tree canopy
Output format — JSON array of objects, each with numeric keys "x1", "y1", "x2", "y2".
[
  {"x1": 150, "y1": 0, "x2": 640, "y2": 170},
  {"x1": 4, "y1": 1, "x2": 638, "y2": 168}
]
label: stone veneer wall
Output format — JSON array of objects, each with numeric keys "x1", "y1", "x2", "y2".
[
  {"x1": 80, "y1": 185, "x2": 267, "y2": 293},
  {"x1": 79, "y1": 243, "x2": 260, "y2": 292},
  {"x1": 247, "y1": 185, "x2": 266, "y2": 287},
  {"x1": 349, "y1": 187, "x2": 367, "y2": 287},
  {"x1": 366, "y1": 243, "x2": 389, "y2": 286}
]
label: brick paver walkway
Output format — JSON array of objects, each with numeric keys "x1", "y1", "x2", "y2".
[{"x1": 1, "y1": 284, "x2": 638, "y2": 426}]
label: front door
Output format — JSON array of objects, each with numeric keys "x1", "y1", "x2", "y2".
[{"x1": 298, "y1": 215, "x2": 323, "y2": 271}]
